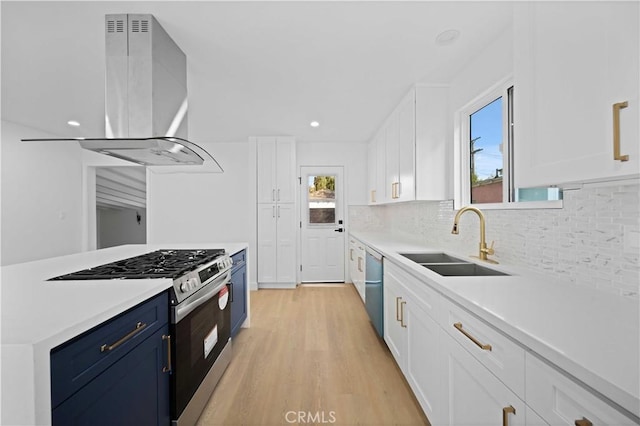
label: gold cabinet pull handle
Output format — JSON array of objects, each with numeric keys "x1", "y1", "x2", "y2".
[
  {"x1": 575, "y1": 418, "x2": 593, "y2": 426},
  {"x1": 100, "y1": 322, "x2": 147, "y2": 352},
  {"x1": 613, "y1": 101, "x2": 629, "y2": 162},
  {"x1": 395, "y1": 296, "x2": 402, "y2": 322},
  {"x1": 162, "y1": 334, "x2": 172, "y2": 373},
  {"x1": 502, "y1": 405, "x2": 516, "y2": 426},
  {"x1": 400, "y1": 301, "x2": 407, "y2": 328},
  {"x1": 349, "y1": 248, "x2": 354, "y2": 261},
  {"x1": 453, "y1": 322, "x2": 492, "y2": 351}
]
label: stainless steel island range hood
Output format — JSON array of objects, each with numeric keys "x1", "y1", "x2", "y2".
[{"x1": 23, "y1": 14, "x2": 223, "y2": 173}]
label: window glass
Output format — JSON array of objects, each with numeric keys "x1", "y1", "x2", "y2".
[
  {"x1": 470, "y1": 97, "x2": 503, "y2": 204},
  {"x1": 308, "y1": 175, "x2": 336, "y2": 224}
]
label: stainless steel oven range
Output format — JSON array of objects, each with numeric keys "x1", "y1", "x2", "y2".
[{"x1": 50, "y1": 248, "x2": 234, "y2": 425}]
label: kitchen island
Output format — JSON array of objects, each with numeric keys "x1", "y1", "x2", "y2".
[
  {"x1": 1, "y1": 242, "x2": 248, "y2": 425},
  {"x1": 351, "y1": 230, "x2": 640, "y2": 424}
]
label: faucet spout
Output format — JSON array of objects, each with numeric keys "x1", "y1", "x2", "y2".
[{"x1": 451, "y1": 206, "x2": 497, "y2": 264}]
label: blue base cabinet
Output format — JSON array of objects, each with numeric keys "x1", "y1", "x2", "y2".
[
  {"x1": 230, "y1": 249, "x2": 247, "y2": 338},
  {"x1": 51, "y1": 292, "x2": 170, "y2": 426}
]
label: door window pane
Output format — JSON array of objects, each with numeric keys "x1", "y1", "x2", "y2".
[
  {"x1": 470, "y1": 97, "x2": 503, "y2": 204},
  {"x1": 308, "y1": 175, "x2": 336, "y2": 224}
]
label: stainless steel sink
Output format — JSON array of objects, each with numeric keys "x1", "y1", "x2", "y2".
[
  {"x1": 422, "y1": 263, "x2": 509, "y2": 277},
  {"x1": 400, "y1": 252, "x2": 466, "y2": 264}
]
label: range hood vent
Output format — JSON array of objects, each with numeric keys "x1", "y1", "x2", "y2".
[{"x1": 23, "y1": 14, "x2": 223, "y2": 173}]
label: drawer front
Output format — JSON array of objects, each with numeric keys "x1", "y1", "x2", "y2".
[
  {"x1": 231, "y1": 249, "x2": 246, "y2": 269},
  {"x1": 384, "y1": 260, "x2": 440, "y2": 322},
  {"x1": 441, "y1": 297, "x2": 525, "y2": 398},
  {"x1": 231, "y1": 250, "x2": 247, "y2": 266},
  {"x1": 51, "y1": 292, "x2": 169, "y2": 408},
  {"x1": 525, "y1": 354, "x2": 638, "y2": 425}
]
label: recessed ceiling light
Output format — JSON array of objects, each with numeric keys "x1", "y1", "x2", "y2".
[
  {"x1": 435, "y1": 29, "x2": 460, "y2": 46},
  {"x1": 67, "y1": 120, "x2": 80, "y2": 127},
  {"x1": 310, "y1": 121, "x2": 320, "y2": 128}
]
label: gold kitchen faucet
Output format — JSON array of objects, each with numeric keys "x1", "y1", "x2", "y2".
[{"x1": 451, "y1": 206, "x2": 498, "y2": 264}]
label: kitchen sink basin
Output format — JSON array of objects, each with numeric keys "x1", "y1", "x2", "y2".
[
  {"x1": 400, "y1": 252, "x2": 467, "y2": 264},
  {"x1": 422, "y1": 263, "x2": 509, "y2": 277}
]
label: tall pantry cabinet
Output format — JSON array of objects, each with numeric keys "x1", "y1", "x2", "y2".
[{"x1": 255, "y1": 137, "x2": 297, "y2": 289}]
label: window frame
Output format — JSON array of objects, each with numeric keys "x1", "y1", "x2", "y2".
[{"x1": 453, "y1": 76, "x2": 563, "y2": 210}]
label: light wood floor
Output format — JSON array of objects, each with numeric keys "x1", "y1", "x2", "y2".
[{"x1": 197, "y1": 284, "x2": 429, "y2": 426}]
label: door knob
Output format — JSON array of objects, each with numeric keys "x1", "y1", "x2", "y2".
[{"x1": 334, "y1": 228, "x2": 344, "y2": 232}]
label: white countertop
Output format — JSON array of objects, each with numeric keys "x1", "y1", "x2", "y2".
[
  {"x1": 351, "y1": 230, "x2": 640, "y2": 420},
  {"x1": 1, "y1": 242, "x2": 247, "y2": 425}
]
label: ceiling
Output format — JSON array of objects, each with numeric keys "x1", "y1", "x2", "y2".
[{"x1": 1, "y1": 1, "x2": 513, "y2": 144}]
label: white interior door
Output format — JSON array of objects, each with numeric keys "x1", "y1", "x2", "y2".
[{"x1": 300, "y1": 166, "x2": 345, "y2": 282}]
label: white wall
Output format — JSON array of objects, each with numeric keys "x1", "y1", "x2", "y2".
[
  {"x1": 97, "y1": 207, "x2": 146, "y2": 249},
  {"x1": 147, "y1": 141, "x2": 253, "y2": 243},
  {"x1": 147, "y1": 141, "x2": 256, "y2": 282},
  {"x1": 448, "y1": 26, "x2": 514, "y2": 113},
  {"x1": 1, "y1": 120, "x2": 83, "y2": 265}
]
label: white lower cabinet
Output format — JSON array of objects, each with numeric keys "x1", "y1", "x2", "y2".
[
  {"x1": 383, "y1": 269, "x2": 406, "y2": 369},
  {"x1": 381, "y1": 259, "x2": 638, "y2": 426},
  {"x1": 526, "y1": 406, "x2": 549, "y2": 426},
  {"x1": 525, "y1": 354, "x2": 638, "y2": 426},
  {"x1": 348, "y1": 237, "x2": 365, "y2": 302},
  {"x1": 257, "y1": 203, "x2": 296, "y2": 287},
  {"x1": 405, "y1": 299, "x2": 442, "y2": 425},
  {"x1": 441, "y1": 328, "x2": 525, "y2": 426},
  {"x1": 383, "y1": 262, "x2": 441, "y2": 424},
  {"x1": 440, "y1": 297, "x2": 525, "y2": 398}
]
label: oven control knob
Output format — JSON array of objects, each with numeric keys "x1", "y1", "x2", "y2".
[
  {"x1": 189, "y1": 278, "x2": 198, "y2": 289},
  {"x1": 180, "y1": 281, "x2": 189, "y2": 293}
]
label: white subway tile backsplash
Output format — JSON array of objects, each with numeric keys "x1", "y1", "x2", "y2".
[{"x1": 349, "y1": 182, "x2": 640, "y2": 297}]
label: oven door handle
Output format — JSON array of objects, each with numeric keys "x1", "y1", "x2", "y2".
[{"x1": 174, "y1": 271, "x2": 231, "y2": 323}]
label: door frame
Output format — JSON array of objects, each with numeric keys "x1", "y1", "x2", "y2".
[{"x1": 298, "y1": 165, "x2": 347, "y2": 283}]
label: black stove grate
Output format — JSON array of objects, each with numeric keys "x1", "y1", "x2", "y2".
[{"x1": 49, "y1": 249, "x2": 225, "y2": 281}]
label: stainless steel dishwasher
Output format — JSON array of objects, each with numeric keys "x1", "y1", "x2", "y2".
[{"x1": 365, "y1": 247, "x2": 383, "y2": 337}]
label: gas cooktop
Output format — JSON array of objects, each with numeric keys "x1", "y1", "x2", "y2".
[{"x1": 49, "y1": 249, "x2": 226, "y2": 281}]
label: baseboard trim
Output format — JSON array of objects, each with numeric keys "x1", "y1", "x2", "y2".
[{"x1": 258, "y1": 282, "x2": 297, "y2": 289}]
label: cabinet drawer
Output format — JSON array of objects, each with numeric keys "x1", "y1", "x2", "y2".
[
  {"x1": 51, "y1": 292, "x2": 169, "y2": 408},
  {"x1": 231, "y1": 249, "x2": 246, "y2": 269},
  {"x1": 441, "y1": 297, "x2": 525, "y2": 398},
  {"x1": 525, "y1": 353, "x2": 638, "y2": 425},
  {"x1": 52, "y1": 325, "x2": 170, "y2": 426},
  {"x1": 384, "y1": 261, "x2": 440, "y2": 322}
]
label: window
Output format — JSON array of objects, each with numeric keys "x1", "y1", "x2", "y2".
[
  {"x1": 456, "y1": 81, "x2": 562, "y2": 209},
  {"x1": 307, "y1": 175, "x2": 336, "y2": 225},
  {"x1": 469, "y1": 96, "x2": 505, "y2": 204}
]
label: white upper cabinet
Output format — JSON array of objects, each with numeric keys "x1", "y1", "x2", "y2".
[
  {"x1": 514, "y1": 2, "x2": 639, "y2": 188},
  {"x1": 397, "y1": 90, "x2": 417, "y2": 202},
  {"x1": 367, "y1": 139, "x2": 377, "y2": 204},
  {"x1": 256, "y1": 136, "x2": 296, "y2": 204},
  {"x1": 415, "y1": 86, "x2": 449, "y2": 200},
  {"x1": 367, "y1": 85, "x2": 449, "y2": 204}
]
